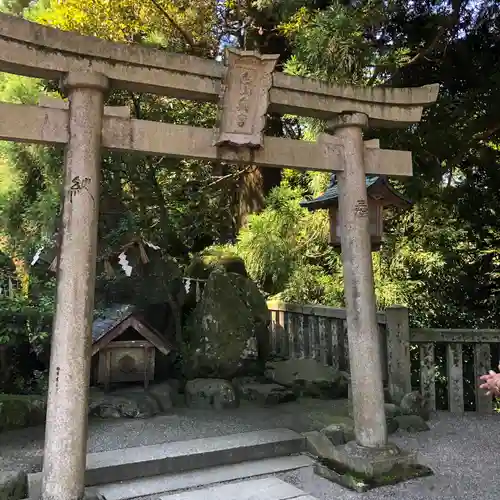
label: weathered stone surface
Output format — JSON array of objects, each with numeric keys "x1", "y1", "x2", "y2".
[
  {"x1": 185, "y1": 379, "x2": 239, "y2": 410},
  {"x1": 400, "y1": 391, "x2": 430, "y2": 421},
  {"x1": 235, "y1": 381, "x2": 296, "y2": 406},
  {"x1": 185, "y1": 270, "x2": 270, "y2": 379},
  {"x1": 384, "y1": 403, "x2": 402, "y2": 419},
  {"x1": 303, "y1": 431, "x2": 337, "y2": 460},
  {"x1": 395, "y1": 415, "x2": 430, "y2": 432},
  {"x1": 215, "y1": 49, "x2": 278, "y2": 148},
  {"x1": 327, "y1": 441, "x2": 415, "y2": 477},
  {"x1": 321, "y1": 416, "x2": 355, "y2": 445},
  {"x1": 0, "y1": 471, "x2": 26, "y2": 500},
  {"x1": 321, "y1": 424, "x2": 347, "y2": 446},
  {"x1": 0, "y1": 102, "x2": 415, "y2": 176},
  {"x1": 265, "y1": 359, "x2": 348, "y2": 399},
  {"x1": 148, "y1": 381, "x2": 177, "y2": 411},
  {"x1": 186, "y1": 252, "x2": 248, "y2": 280},
  {"x1": 0, "y1": 14, "x2": 439, "y2": 127},
  {"x1": 349, "y1": 388, "x2": 395, "y2": 418},
  {"x1": 88, "y1": 389, "x2": 161, "y2": 419},
  {"x1": 0, "y1": 394, "x2": 46, "y2": 432}
]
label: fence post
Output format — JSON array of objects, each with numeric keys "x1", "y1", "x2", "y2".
[{"x1": 385, "y1": 305, "x2": 412, "y2": 404}]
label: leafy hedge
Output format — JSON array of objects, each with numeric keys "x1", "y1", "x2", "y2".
[{"x1": 0, "y1": 296, "x2": 53, "y2": 394}]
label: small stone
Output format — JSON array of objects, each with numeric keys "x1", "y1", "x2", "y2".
[
  {"x1": 321, "y1": 424, "x2": 346, "y2": 446},
  {"x1": 321, "y1": 416, "x2": 355, "y2": 444},
  {"x1": 384, "y1": 403, "x2": 402, "y2": 418},
  {"x1": 303, "y1": 431, "x2": 337, "y2": 459},
  {"x1": 0, "y1": 470, "x2": 27, "y2": 500},
  {"x1": 395, "y1": 415, "x2": 430, "y2": 432},
  {"x1": 148, "y1": 381, "x2": 176, "y2": 411},
  {"x1": 185, "y1": 378, "x2": 239, "y2": 410},
  {"x1": 235, "y1": 382, "x2": 296, "y2": 406},
  {"x1": 400, "y1": 391, "x2": 430, "y2": 421},
  {"x1": 88, "y1": 391, "x2": 160, "y2": 419}
]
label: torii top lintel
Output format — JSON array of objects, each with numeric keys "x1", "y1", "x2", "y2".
[{"x1": 0, "y1": 13, "x2": 438, "y2": 130}]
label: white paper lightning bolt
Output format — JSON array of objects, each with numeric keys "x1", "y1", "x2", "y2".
[
  {"x1": 118, "y1": 251, "x2": 133, "y2": 277},
  {"x1": 31, "y1": 247, "x2": 44, "y2": 266}
]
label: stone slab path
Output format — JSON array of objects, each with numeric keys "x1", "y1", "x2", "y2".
[{"x1": 160, "y1": 477, "x2": 315, "y2": 500}]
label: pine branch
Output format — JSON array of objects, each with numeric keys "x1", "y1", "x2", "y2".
[
  {"x1": 149, "y1": 0, "x2": 205, "y2": 51},
  {"x1": 207, "y1": 165, "x2": 255, "y2": 188}
]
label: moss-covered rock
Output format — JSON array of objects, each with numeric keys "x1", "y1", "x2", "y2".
[
  {"x1": 0, "y1": 471, "x2": 27, "y2": 500},
  {"x1": 0, "y1": 394, "x2": 46, "y2": 432},
  {"x1": 185, "y1": 378, "x2": 239, "y2": 410},
  {"x1": 400, "y1": 391, "x2": 430, "y2": 421},
  {"x1": 186, "y1": 250, "x2": 248, "y2": 280},
  {"x1": 321, "y1": 416, "x2": 355, "y2": 444},
  {"x1": 266, "y1": 359, "x2": 348, "y2": 399},
  {"x1": 184, "y1": 270, "x2": 270, "y2": 379}
]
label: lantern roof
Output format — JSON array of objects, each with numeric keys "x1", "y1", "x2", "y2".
[{"x1": 300, "y1": 175, "x2": 411, "y2": 211}]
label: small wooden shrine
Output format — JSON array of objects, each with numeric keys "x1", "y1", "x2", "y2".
[
  {"x1": 91, "y1": 304, "x2": 173, "y2": 390},
  {"x1": 300, "y1": 175, "x2": 411, "y2": 251}
]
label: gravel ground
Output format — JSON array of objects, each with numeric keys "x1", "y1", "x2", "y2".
[
  {"x1": 0, "y1": 399, "x2": 349, "y2": 472},
  {"x1": 279, "y1": 412, "x2": 500, "y2": 500},
  {"x1": 1, "y1": 400, "x2": 498, "y2": 499}
]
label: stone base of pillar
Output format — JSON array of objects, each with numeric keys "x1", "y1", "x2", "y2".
[{"x1": 314, "y1": 441, "x2": 432, "y2": 493}]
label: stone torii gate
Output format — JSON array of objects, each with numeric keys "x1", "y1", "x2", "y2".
[{"x1": 0, "y1": 13, "x2": 438, "y2": 500}]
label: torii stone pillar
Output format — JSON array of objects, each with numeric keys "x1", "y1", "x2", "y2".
[
  {"x1": 41, "y1": 72, "x2": 108, "y2": 500},
  {"x1": 327, "y1": 112, "x2": 388, "y2": 448}
]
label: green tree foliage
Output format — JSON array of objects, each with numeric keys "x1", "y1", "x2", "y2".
[
  {"x1": 0, "y1": 0, "x2": 499, "y2": 334},
  {"x1": 235, "y1": 0, "x2": 500, "y2": 328}
]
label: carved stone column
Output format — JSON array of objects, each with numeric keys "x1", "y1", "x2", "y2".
[
  {"x1": 41, "y1": 72, "x2": 108, "y2": 500},
  {"x1": 327, "y1": 112, "x2": 387, "y2": 448}
]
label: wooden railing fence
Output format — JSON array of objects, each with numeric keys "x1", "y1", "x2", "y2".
[
  {"x1": 267, "y1": 302, "x2": 499, "y2": 414},
  {"x1": 267, "y1": 301, "x2": 388, "y2": 381}
]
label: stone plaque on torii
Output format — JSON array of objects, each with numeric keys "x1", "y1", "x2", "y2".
[{"x1": 0, "y1": 13, "x2": 438, "y2": 499}]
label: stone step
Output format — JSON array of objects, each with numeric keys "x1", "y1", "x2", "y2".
[
  {"x1": 160, "y1": 477, "x2": 316, "y2": 500},
  {"x1": 88, "y1": 455, "x2": 315, "y2": 500},
  {"x1": 28, "y1": 428, "x2": 305, "y2": 498}
]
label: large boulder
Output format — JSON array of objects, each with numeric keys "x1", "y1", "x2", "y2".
[
  {"x1": 185, "y1": 379, "x2": 239, "y2": 410},
  {"x1": 265, "y1": 359, "x2": 348, "y2": 399},
  {"x1": 184, "y1": 270, "x2": 270, "y2": 379}
]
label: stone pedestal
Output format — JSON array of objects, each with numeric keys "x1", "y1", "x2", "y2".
[
  {"x1": 41, "y1": 72, "x2": 108, "y2": 500},
  {"x1": 314, "y1": 441, "x2": 432, "y2": 492}
]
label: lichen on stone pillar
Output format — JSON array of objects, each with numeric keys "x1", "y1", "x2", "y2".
[
  {"x1": 42, "y1": 71, "x2": 108, "y2": 500},
  {"x1": 326, "y1": 111, "x2": 388, "y2": 449}
]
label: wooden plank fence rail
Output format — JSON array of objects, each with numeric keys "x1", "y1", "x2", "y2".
[
  {"x1": 266, "y1": 302, "x2": 500, "y2": 415},
  {"x1": 266, "y1": 301, "x2": 388, "y2": 378},
  {"x1": 409, "y1": 326, "x2": 500, "y2": 415}
]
